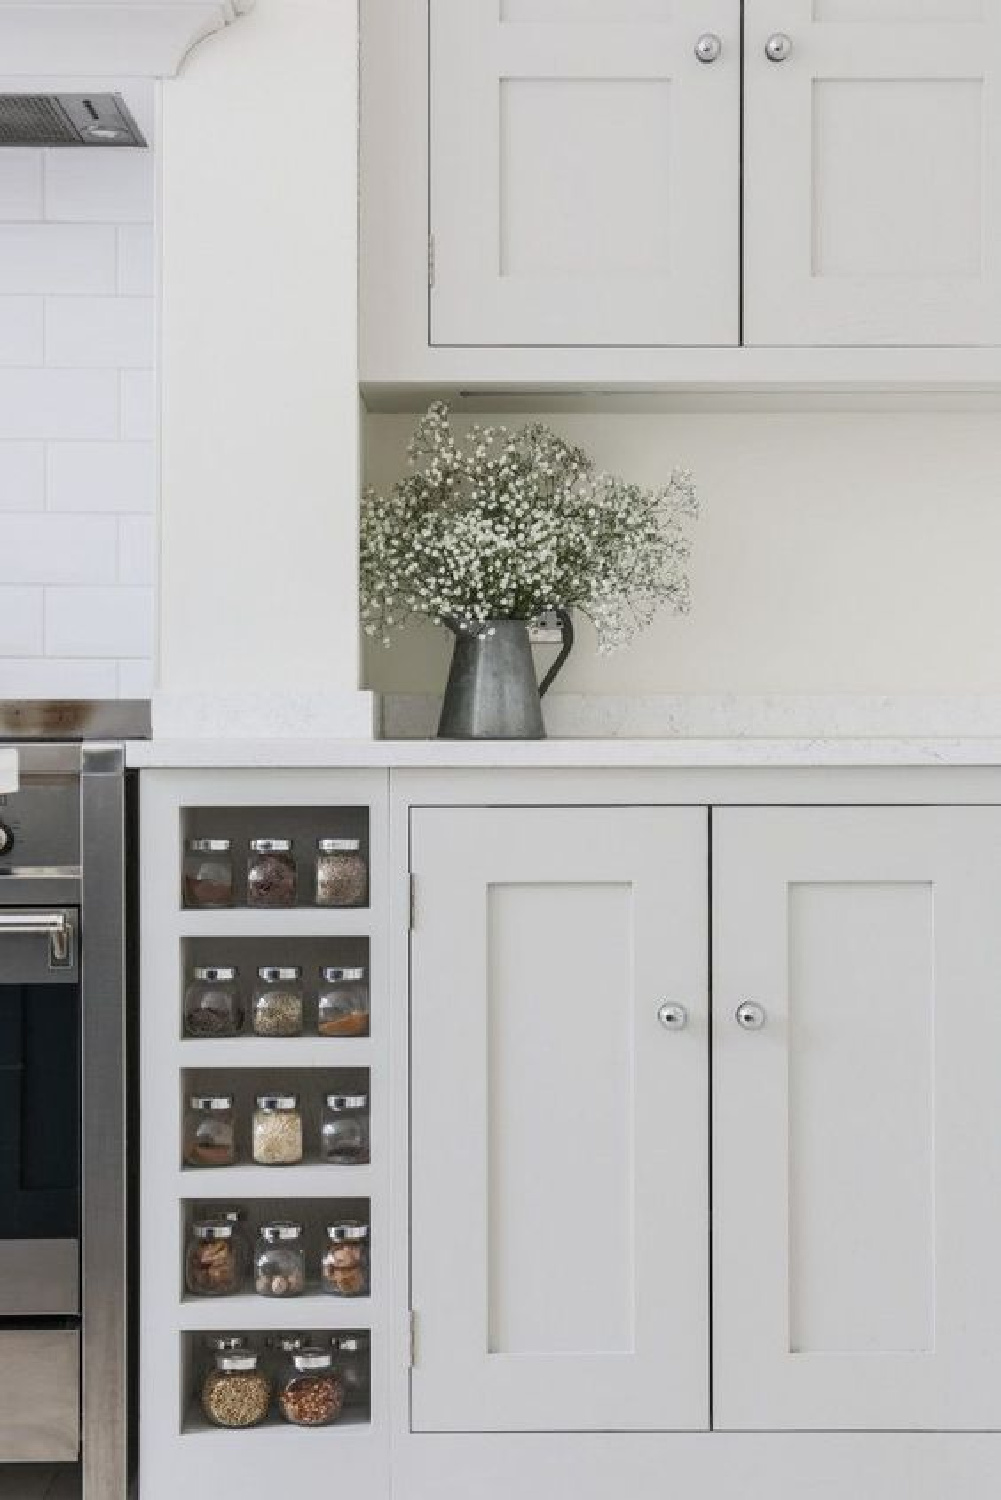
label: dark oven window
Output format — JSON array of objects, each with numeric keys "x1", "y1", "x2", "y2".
[{"x1": 0, "y1": 983, "x2": 79, "y2": 1239}]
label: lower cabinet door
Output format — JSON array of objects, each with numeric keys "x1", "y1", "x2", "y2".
[
  {"x1": 410, "y1": 805, "x2": 709, "y2": 1432},
  {"x1": 713, "y1": 806, "x2": 1001, "y2": 1431}
]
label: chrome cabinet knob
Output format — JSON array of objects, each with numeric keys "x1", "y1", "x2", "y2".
[
  {"x1": 695, "y1": 32, "x2": 723, "y2": 64},
  {"x1": 765, "y1": 32, "x2": 793, "y2": 62},
  {"x1": 736, "y1": 1002, "x2": 767, "y2": 1031},
  {"x1": 657, "y1": 1003, "x2": 689, "y2": 1031}
]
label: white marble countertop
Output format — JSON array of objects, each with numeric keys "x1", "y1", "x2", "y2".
[{"x1": 125, "y1": 736, "x2": 1001, "y2": 770}]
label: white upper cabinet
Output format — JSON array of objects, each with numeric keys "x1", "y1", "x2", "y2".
[
  {"x1": 429, "y1": 0, "x2": 740, "y2": 346},
  {"x1": 713, "y1": 806, "x2": 1001, "y2": 1431},
  {"x1": 744, "y1": 1, "x2": 1001, "y2": 345},
  {"x1": 409, "y1": 805, "x2": 709, "y2": 1433}
]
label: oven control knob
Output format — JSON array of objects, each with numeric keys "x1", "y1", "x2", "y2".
[{"x1": 0, "y1": 822, "x2": 13, "y2": 856}]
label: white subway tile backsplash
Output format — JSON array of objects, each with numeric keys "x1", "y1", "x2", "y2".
[
  {"x1": 117, "y1": 515, "x2": 155, "y2": 585},
  {"x1": 0, "y1": 657, "x2": 118, "y2": 698},
  {"x1": 0, "y1": 588, "x2": 42, "y2": 655},
  {"x1": 0, "y1": 297, "x2": 42, "y2": 365},
  {"x1": 47, "y1": 442, "x2": 155, "y2": 514},
  {"x1": 117, "y1": 225, "x2": 154, "y2": 295},
  {"x1": 0, "y1": 152, "x2": 43, "y2": 221},
  {"x1": 0, "y1": 370, "x2": 119, "y2": 440},
  {"x1": 0, "y1": 444, "x2": 44, "y2": 510},
  {"x1": 0, "y1": 515, "x2": 117, "y2": 584},
  {"x1": 44, "y1": 149, "x2": 153, "y2": 224},
  {"x1": 45, "y1": 295, "x2": 154, "y2": 369},
  {"x1": 0, "y1": 225, "x2": 116, "y2": 294},
  {"x1": 45, "y1": 586, "x2": 153, "y2": 658},
  {"x1": 121, "y1": 370, "x2": 156, "y2": 440}
]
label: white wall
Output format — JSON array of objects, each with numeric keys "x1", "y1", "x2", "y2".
[
  {"x1": 0, "y1": 80, "x2": 155, "y2": 700},
  {"x1": 363, "y1": 408, "x2": 1001, "y2": 699}
]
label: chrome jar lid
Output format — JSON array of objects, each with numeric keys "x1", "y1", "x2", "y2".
[
  {"x1": 186, "y1": 838, "x2": 231, "y2": 853},
  {"x1": 255, "y1": 1093, "x2": 298, "y2": 1112},
  {"x1": 317, "y1": 838, "x2": 361, "y2": 853},
  {"x1": 260, "y1": 1221, "x2": 303, "y2": 1244},
  {"x1": 292, "y1": 1347, "x2": 334, "y2": 1373},
  {"x1": 320, "y1": 966, "x2": 367, "y2": 984},
  {"x1": 257, "y1": 965, "x2": 302, "y2": 983},
  {"x1": 189, "y1": 1094, "x2": 233, "y2": 1111},
  {"x1": 249, "y1": 838, "x2": 292, "y2": 853},
  {"x1": 326, "y1": 1221, "x2": 369, "y2": 1242},
  {"x1": 325, "y1": 1093, "x2": 368, "y2": 1111},
  {"x1": 191, "y1": 965, "x2": 238, "y2": 983}
]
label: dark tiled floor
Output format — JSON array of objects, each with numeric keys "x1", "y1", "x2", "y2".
[{"x1": 0, "y1": 1467, "x2": 80, "y2": 1499}]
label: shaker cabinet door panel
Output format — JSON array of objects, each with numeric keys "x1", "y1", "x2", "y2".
[
  {"x1": 429, "y1": 0, "x2": 740, "y2": 347},
  {"x1": 744, "y1": 1, "x2": 1001, "y2": 345},
  {"x1": 410, "y1": 805, "x2": 709, "y2": 1432},
  {"x1": 713, "y1": 807, "x2": 1001, "y2": 1430}
]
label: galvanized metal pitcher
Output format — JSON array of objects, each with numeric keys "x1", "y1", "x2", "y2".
[{"x1": 437, "y1": 611, "x2": 574, "y2": 740}]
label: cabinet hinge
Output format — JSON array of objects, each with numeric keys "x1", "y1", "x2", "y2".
[
  {"x1": 409, "y1": 871, "x2": 417, "y2": 931},
  {"x1": 428, "y1": 233, "x2": 436, "y2": 290},
  {"x1": 409, "y1": 1308, "x2": 418, "y2": 1368}
]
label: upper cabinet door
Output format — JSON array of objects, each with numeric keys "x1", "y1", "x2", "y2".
[
  {"x1": 714, "y1": 807, "x2": 1001, "y2": 1430},
  {"x1": 410, "y1": 806, "x2": 709, "y2": 1432},
  {"x1": 429, "y1": 0, "x2": 740, "y2": 347},
  {"x1": 745, "y1": 1, "x2": 1001, "y2": 345}
]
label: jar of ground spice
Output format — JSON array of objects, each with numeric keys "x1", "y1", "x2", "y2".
[
  {"x1": 315, "y1": 838, "x2": 368, "y2": 908},
  {"x1": 252, "y1": 966, "x2": 304, "y2": 1037},
  {"x1": 278, "y1": 1347, "x2": 345, "y2": 1427},
  {"x1": 183, "y1": 839, "x2": 234, "y2": 909},
  {"x1": 252, "y1": 1093, "x2": 303, "y2": 1166},
  {"x1": 201, "y1": 1349, "x2": 272, "y2": 1429},
  {"x1": 183, "y1": 1095, "x2": 236, "y2": 1168},
  {"x1": 184, "y1": 966, "x2": 243, "y2": 1038},
  {"x1": 247, "y1": 838, "x2": 297, "y2": 908},
  {"x1": 254, "y1": 1221, "x2": 306, "y2": 1297},
  {"x1": 320, "y1": 1092, "x2": 370, "y2": 1165},
  {"x1": 185, "y1": 1218, "x2": 246, "y2": 1297},
  {"x1": 321, "y1": 1221, "x2": 370, "y2": 1297},
  {"x1": 317, "y1": 967, "x2": 369, "y2": 1038},
  {"x1": 332, "y1": 1332, "x2": 370, "y2": 1409}
]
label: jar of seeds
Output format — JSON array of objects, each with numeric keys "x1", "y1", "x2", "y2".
[
  {"x1": 332, "y1": 1332, "x2": 370, "y2": 1408},
  {"x1": 278, "y1": 1347, "x2": 344, "y2": 1427},
  {"x1": 201, "y1": 1349, "x2": 272, "y2": 1429},
  {"x1": 252, "y1": 966, "x2": 304, "y2": 1037},
  {"x1": 247, "y1": 838, "x2": 297, "y2": 908},
  {"x1": 320, "y1": 1093, "x2": 370, "y2": 1165},
  {"x1": 183, "y1": 839, "x2": 234, "y2": 909},
  {"x1": 185, "y1": 1218, "x2": 246, "y2": 1296},
  {"x1": 254, "y1": 1221, "x2": 306, "y2": 1297},
  {"x1": 252, "y1": 1093, "x2": 303, "y2": 1166},
  {"x1": 183, "y1": 1095, "x2": 236, "y2": 1168},
  {"x1": 184, "y1": 966, "x2": 243, "y2": 1038},
  {"x1": 321, "y1": 1221, "x2": 370, "y2": 1297},
  {"x1": 317, "y1": 967, "x2": 369, "y2": 1038},
  {"x1": 315, "y1": 838, "x2": 368, "y2": 908}
]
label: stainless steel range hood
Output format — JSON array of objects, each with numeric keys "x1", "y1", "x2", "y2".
[{"x1": 0, "y1": 93, "x2": 146, "y2": 147}]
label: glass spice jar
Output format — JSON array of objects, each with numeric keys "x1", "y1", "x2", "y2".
[
  {"x1": 278, "y1": 1347, "x2": 345, "y2": 1427},
  {"x1": 332, "y1": 1332, "x2": 370, "y2": 1408},
  {"x1": 183, "y1": 1094, "x2": 236, "y2": 1168},
  {"x1": 247, "y1": 838, "x2": 297, "y2": 908},
  {"x1": 321, "y1": 1221, "x2": 370, "y2": 1297},
  {"x1": 201, "y1": 1349, "x2": 272, "y2": 1429},
  {"x1": 183, "y1": 838, "x2": 234, "y2": 909},
  {"x1": 185, "y1": 1218, "x2": 246, "y2": 1297},
  {"x1": 252, "y1": 1093, "x2": 303, "y2": 1166},
  {"x1": 184, "y1": 966, "x2": 243, "y2": 1038},
  {"x1": 317, "y1": 967, "x2": 369, "y2": 1038},
  {"x1": 315, "y1": 838, "x2": 368, "y2": 908},
  {"x1": 252, "y1": 966, "x2": 304, "y2": 1038},
  {"x1": 321, "y1": 1093, "x2": 370, "y2": 1165},
  {"x1": 254, "y1": 1221, "x2": 306, "y2": 1298}
]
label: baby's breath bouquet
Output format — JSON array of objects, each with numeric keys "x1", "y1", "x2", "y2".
[{"x1": 360, "y1": 402, "x2": 698, "y2": 652}]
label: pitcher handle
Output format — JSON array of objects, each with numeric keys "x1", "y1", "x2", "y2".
[{"x1": 538, "y1": 609, "x2": 574, "y2": 699}]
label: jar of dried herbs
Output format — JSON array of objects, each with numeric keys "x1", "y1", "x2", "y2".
[
  {"x1": 252, "y1": 966, "x2": 304, "y2": 1037},
  {"x1": 201, "y1": 1349, "x2": 272, "y2": 1429},
  {"x1": 278, "y1": 1347, "x2": 344, "y2": 1427},
  {"x1": 320, "y1": 1093, "x2": 369, "y2": 1165},
  {"x1": 247, "y1": 837, "x2": 297, "y2": 908},
  {"x1": 321, "y1": 1221, "x2": 369, "y2": 1297},
  {"x1": 183, "y1": 1095, "x2": 236, "y2": 1168},
  {"x1": 314, "y1": 838, "x2": 368, "y2": 908},
  {"x1": 254, "y1": 1221, "x2": 306, "y2": 1297},
  {"x1": 184, "y1": 966, "x2": 243, "y2": 1038},
  {"x1": 317, "y1": 966, "x2": 369, "y2": 1038},
  {"x1": 332, "y1": 1332, "x2": 370, "y2": 1408},
  {"x1": 183, "y1": 839, "x2": 234, "y2": 909},
  {"x1": 252, "y1": 1093, "x2": 303, "y2": 1166},
  {"x1": 185, "y1": 1218, "x2": 246, "y2": 1297}
]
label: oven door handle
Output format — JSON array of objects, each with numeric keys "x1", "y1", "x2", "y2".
[{"x1": 0, "y1": 910, "x2": 73, "y2": 966}]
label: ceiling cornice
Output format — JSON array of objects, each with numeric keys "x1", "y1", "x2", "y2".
[{"x1": 0, "y1": 1, "x2": 253, "y2": 78}]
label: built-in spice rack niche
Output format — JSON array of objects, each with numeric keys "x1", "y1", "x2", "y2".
[
  {"x1": 182, "y1": 1326, "x2": 372, "y2": 1435},
  {"x1": 182, "y1": 806, "x2": 371, "y2": 911},
  {"x1": 181, "y1": 936, "x2": 371, "y2": 1043},
  {"x1": 182, "y1": 1068, "x2": 371, "y2": 1171}
]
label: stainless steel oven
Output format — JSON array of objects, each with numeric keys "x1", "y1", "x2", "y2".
[{"x1": 0, "y1": 707, "x2": 138, "y2": 1500}]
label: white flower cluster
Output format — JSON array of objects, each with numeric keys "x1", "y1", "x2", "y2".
[{"x1": 360, "y1": 402, "x2": 698, "y2": 653}]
